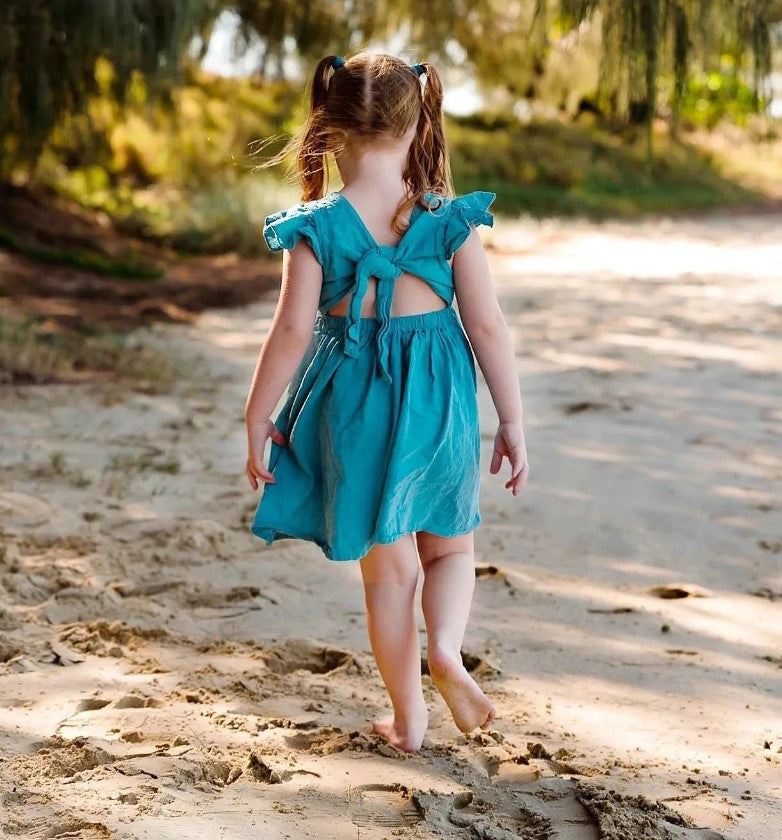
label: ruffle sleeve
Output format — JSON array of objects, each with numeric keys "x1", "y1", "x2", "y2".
[
  {"x1": 442, "y1": 191, "x2": 496, "y2": 260},
  {"x1": 262, "y1": 203, "x2": 323, "y2": 263}
]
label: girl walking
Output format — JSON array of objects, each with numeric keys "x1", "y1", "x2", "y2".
[{"x1": 244, "y1": 52, "x2": 528, "y2": 753}]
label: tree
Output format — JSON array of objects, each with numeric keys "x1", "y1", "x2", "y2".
[
  {"x1": 0, "y1": 0, "x2": 201, "y2": 167},
  {"x1": 542, "y1": 1, "x2": 780, "y2": 155},
  {"x1": 0, "y1": 0, "x2": 778, "y2": 171}
]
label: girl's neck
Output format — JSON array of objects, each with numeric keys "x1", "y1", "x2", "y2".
[{"x1": 335, "y1": 129, "x2": 415, "y2": 197}]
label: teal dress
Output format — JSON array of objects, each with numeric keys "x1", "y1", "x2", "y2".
[{"x1": 251, "y1": 189, "x2": 496, "y2": 561}]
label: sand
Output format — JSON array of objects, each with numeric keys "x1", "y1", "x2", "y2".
[{"x1": 0, "y1": 209, "x2": 780, "y2": 839}]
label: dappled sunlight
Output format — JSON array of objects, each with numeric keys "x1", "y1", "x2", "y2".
[
  {"x1": 601, "y1": 558, "x2": 694, "y2": 580},
  {"x1": 505, "y1": 670, "x2": 781, "y2": 776},
  {"x1": 476, "y1": 571, "x2": 782, "y2": 660},
  {"x1": 536, "y1": 347, "x2": 630, "y2": 372},
  {"x1": 602, "y1": 331, "x2": 780, "y2": 371},
  {"x1": 470, "y1": 208, "x2": 781, "y2": 829},
  {"x1": 712, "y1": 485, "x2": 779, "y2": 506},
  {"x1": 494, "y1": 220, "x2": 782, "y2": 285},
  {"x1": 191, "y1": 308, "x2": 275, "y2": 352},
  {"x1": 559, "y1": 443, "x2": 630, "y2": 463},
  {"x1": 3, "y1": 2, "x2": 782, "y2": 833},
  {"x1": 3, "y1": 209, "x2": 781, "y2": 838}
]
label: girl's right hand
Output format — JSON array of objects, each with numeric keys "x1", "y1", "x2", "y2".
[
  {"x1": 490, "y1": 421, "x2": 529, "y2": 496},
  {"x1": 246, "y1": 418, "x2": 287, "y2": 490}
]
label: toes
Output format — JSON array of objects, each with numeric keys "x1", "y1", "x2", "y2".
[{"x1": 479, "y1": 707, "x2": 496, "y2": 731}]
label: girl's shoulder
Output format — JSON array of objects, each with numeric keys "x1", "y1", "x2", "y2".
[
  {"x1": 420, "y1": 191, "x2": 497, "y2": 260},
  {"x1": 261, "y1": 193, "x2": 340, "y2": 260},
  {"x1": 422, "y1": 190, "x2": 496, "y2": 218},
  {"x1": 261, "y1": 189, "x2": 496, "y2": 261}
]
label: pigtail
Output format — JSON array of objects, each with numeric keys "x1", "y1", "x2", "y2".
[
  {"x1": 420, "y1": 64, "x2": 453, "y2": 196},
  {"x1": 297, "y1": 56, "x2": 340, "y2": 201},
  {"x1": 251, "y1": 55, "x2": 340, "y2": 200},
  {"x1": 252, "y1": 51, "x2": 454, "y2": 216},
  {"x1": 404, "y1": 61, "x2": 455, "y2": 206}
]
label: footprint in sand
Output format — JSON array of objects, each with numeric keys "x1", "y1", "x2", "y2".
[
  {"x1": 58, "y1": 620, "x2": 169, "y2": 658},
  {"x1": 33, "y1": 817, "x2": 111, "y2": 839},
  {"x1": 420, "y1": 649, "x2": 501, "y2": 680},
  {"x1": 259, "y1": 638, "x2": 365, "y2": 675},
  {"x1": 2, "y1": 550, "x2": 88, "y2": 606},
  {"x1": 0, "y1": 491, "x2": 70, "y2": 531},
  {"x1": 55, "y1": 693, "x2": 168, "y2": 763},
  {"x1": 23, "y1": 735, "x2": 114, "y2": 780},
  {"x1": 350, "y1": 783, "x2": 423, "y2": 828},
  {"x1": 247, "y1": 752, "x2": 321, "y2": 784},
  {"x1": 283, "y1": 725, "x2": 402, "y2": 759},
  {"x1": 414, "y1": 778, "x2": 726, "y2": 840},
  {"x1": 183, "y1": 584, "x2": 276, "y2": 610},
  {"x1": 574, "y1": 781, "x2": 727, "y2": 840},
  {"x1": 414, "y1": 788, "x2": 554, "y2": 839}
]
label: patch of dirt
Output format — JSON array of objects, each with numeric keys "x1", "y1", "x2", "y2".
[{"x1": 0, "y1": 183, "x2": 278, "y2": 333}]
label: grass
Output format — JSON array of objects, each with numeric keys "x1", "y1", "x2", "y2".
[
  {"x1": 45, "y1": 125, "x2": 769, "y2": 259},
  {"x1": 28, "y1": 450, "x2": 94, "y2": 488},
  {"x1": 0, "y1": 313, "x2": 176, "y2": 392},
  {"x1": 0, "y1": 225, "x2": 162, "y2": 280},
  {"x1": 107, "y1": 451, "x2": 181, "y2": 474},
  {"x1": 3, "y1": 66, "x2": 777, "y2": 265},
  {"x1": 92, "y1": 175, "x2": 288, "y2": 256},
  {"x1": 49, "y1": 117, "x2": 775, "y2": 256},
  {"x1": 448, "y1": 116, "x2": 765, "y2": 220}
]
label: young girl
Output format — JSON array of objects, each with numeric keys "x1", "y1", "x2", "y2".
[{"x1": 244, "y1": 52, "x2": 528, "y2": 753}]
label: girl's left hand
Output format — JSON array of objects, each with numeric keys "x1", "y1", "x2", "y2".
[{"x1": 246, "y1": 418, "x2": 287, "y2": 490}]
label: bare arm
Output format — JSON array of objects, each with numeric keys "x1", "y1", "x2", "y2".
[
  {"x1": 453, "y1": 228, "x2": 529, "y2": 493},
  {"x1": 244, "y1": 240, "x2": 322, "y2": 488}
]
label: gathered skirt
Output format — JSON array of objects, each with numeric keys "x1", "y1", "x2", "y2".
[{"x1": 250, "y1": 304, "x2": 481, "y2": 561}]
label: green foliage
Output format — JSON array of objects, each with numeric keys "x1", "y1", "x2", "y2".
[
  {"x1": 27, "y1": 68, "x2": 297, "y2": 255},
  {"x1": 2, "y1": 1, "x2": 777, "y2": 173},
  {"x1": 678, "y1": 67, "x2": 766, "y2": 129},
  {"x1": 26, "y1": 71, "x2": 769, "y2": 256},
  {"x1": 86, "y1": 177, "x2": 285, "y2": 255},
  {"x1": 530, "y1": 0, "x2": 777, "y2": 155},
  {"x1": 33, "y1": 67, "x2": 295, "y2": 187},
  {"x1": 0, "y1": 0, "x2": 200, "y2": 165},
  {"x1": 447, "y1": 113, "x2": 760, "y2": 218},
  {"x1": 0, "y1": 4, "x2": 775, "y2": 253}
]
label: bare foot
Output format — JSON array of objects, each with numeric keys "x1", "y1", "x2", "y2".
[
  {"x1": 427, "y1": 650, "x2": 497, "y2": 733},
  {"x1": 372, "y1": 705, "x2": 429, "y2": 752}
]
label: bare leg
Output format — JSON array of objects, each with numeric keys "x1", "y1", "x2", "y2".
[
  {"x1": 416, "y1": 530, "x2": 496, "y2": 733},
  {"x1": 359, "y1": 533, "x2": 428, "y2": 752}
]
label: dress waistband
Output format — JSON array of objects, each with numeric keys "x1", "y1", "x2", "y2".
[{"x1": 316, "y1": 304, "x2": 457, "y2": 335}]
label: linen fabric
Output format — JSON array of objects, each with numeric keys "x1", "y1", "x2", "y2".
[{"x1": 251, "y1": 189, "x2": 496, "y2": 561}]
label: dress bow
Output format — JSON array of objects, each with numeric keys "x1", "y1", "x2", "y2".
[{"x1": 343, "y1": 246, "x2": 403, "y2": 383}]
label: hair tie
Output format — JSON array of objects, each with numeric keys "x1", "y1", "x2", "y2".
[
  {"x1": 410, "y1": 63, "x2": 425, "y2": 77},
  {"x1": 332, "y1": 56, "x2": 346, "y2": 70}
]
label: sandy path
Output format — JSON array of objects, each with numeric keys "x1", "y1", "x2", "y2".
[{"x1": 1, "y1": 210, "x2": 780, "y2": 839}]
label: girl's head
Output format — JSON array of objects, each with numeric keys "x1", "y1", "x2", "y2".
[{"x1": 263, "y1": 51, "x2": 454, "y2": 228}]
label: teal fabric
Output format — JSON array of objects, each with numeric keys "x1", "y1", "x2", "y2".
[{"x1": 251, "y1": 189, "x2": 496, "y2": 561}]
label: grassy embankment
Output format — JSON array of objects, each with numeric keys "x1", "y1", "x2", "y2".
[
  {"x1": 21, "y1": 66, "x2": 782, "y2": 255},
  {"x1": 1, "y1": 67, "x2": 780, "y2": 387}
]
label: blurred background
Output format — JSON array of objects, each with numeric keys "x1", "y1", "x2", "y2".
[
  {"x1": 1, "y1": 1, "x2": 781, "y2": 386},
  {"x1": 2, "y1": 8, "x2": 782, "y2": 836}
]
